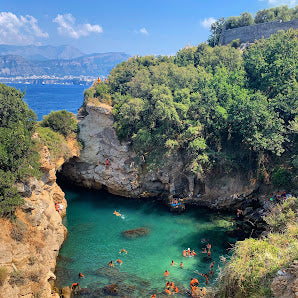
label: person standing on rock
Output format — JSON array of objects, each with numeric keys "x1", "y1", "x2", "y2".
[{"x1": 105, "y1": 158, "x2": 110, "y2": 170}]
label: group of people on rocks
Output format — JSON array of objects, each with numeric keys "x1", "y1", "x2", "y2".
[{"x1": 268, "y1": 190, "x2": 291, "y2": 203}]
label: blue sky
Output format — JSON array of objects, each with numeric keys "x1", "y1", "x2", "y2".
[{"x1": 0, "y1": 0, "x2": 296, "y2": 56}]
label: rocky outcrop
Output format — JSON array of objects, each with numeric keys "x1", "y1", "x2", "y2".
[
  {"x1": 0, "y1": 138, "x2": 79, "y2": 298},
  {"x1": 271, "y1": 260, "x2": 298, "y2": 298},
  {"x1": 62, "y1": 102, "x2": 259, "y2": 210}
]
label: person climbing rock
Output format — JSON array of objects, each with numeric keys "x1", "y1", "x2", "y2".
[{"x1": 71, "y1": 282, "x2": 80, "y2": 293}]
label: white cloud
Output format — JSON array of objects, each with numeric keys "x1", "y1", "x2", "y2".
[
  {"x1": 201, "y1": 17, "x2": 216, "y2": 29},
  {"x1": 53, "y1": 14, "x2": 102, "y2": 39},
  {"x1": 139, "y1": 27, "x2": 149, "y2": 35},
  {"x1": 134, "y1": 27, "x2": 149, "y2": 35},
  {"x1": 0, "y1": 12, "x2": 48, "y2": 45},
  {"x1": 260, "y1": 0, "x2": 298, "y2": 6}
]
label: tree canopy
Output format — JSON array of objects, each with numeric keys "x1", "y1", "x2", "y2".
[{"x1": 86, "y1": 29, "x2": 297, "y2": 184}]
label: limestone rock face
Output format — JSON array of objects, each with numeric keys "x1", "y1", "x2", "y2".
[
  {"x1": 62, "y1": 102, "x2": 258, "y2": 210},
  {"x1": 0, "y1": 138, "x2": 79, "y2": 298}
]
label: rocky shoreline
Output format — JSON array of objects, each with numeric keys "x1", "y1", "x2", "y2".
[{"x1": 0, "y1": 139, "x2": 79, "y2": 298}]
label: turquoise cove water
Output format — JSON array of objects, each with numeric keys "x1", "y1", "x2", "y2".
[{"x1": 56, "y1": 185, "x2": 237, "y2": 297}]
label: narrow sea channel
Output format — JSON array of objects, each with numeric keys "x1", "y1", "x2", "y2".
[{"x1": 55, "y1": 184, "x2": 237, "y2": 297}]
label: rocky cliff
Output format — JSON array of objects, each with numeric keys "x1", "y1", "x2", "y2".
[
  {"x1": 62, "y1": 101, "x2": 258, "y2": 210},
  {"x1": 0, "y1": 138, "x2": 79, "y2": 298}
]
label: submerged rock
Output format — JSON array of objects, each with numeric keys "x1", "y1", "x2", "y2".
[
  {"x1": 121, "y1": 227, "x2": 150, "y2": 239},
  {"x1": 104, "y1": 284, "x2": 118, "y2": 295}
]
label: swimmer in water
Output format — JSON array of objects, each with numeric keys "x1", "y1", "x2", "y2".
[
  {"x1": 201, "y1": 273, "x2": 210, "y2": 285},
  {"x1": 174, "y1": 286, "x2": 179, "y2": 293},
  {"x1": 182, "y1": 250, "x2": 187, "y2": 257},
  {"x1": 108, "y1": 261, "x2": 114, "y2": 267},
  {"x1": 113, "y1": 210, "x2": 121, "y2": 216},
  {"x1": 191, "y1": 250, "x2": 197, "y2": 256},
  {"x1": 170, "y1": 260, "x2": 176, "y2": 266},
  {"x1": 164, "y1": 270, "x2": 170, "y2": 277},
  {"x1": 180, "y1": 262, "x2": 183, "y2": 269},
  {"x1": 78, "y1": 272, "x2": 84, "y2": 278},
  {"x1": 119, "y1": 248, "x2": 127, "y2": 254},
  {"x1": 116, "y1": 259, "x2": 123, "y2": 265}
]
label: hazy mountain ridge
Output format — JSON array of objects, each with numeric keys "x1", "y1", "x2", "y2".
[{"x1": 0, "y1": 48, "x2": 130, "y2": 77}]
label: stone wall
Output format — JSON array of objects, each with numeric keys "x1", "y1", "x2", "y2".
[{"x1": 219, "y1": 19, "x2": 298, "y2": 45}]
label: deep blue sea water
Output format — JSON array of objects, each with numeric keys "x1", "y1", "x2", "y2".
[{"x1": 6, "y1": 83, "x2": 89, "y2": 120}]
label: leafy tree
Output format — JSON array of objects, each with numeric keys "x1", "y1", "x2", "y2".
[
  {"x1": 244, "y1": 29, "x2": 298, "y2": 123},
  {"x1": 0, "y1": 84, "x2": 40, "y2": 217},
  {"x1": 207, "y1": 17, "x2": 225, "y2": 47}
]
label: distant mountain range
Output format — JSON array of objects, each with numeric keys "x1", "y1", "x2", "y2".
[{"x1": 0, "y1": 45, "x2": 130, "y2": 78}]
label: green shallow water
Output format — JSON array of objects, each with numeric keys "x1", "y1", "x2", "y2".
[{"x1": 56, "y1": 185, "x2": 237, "y2": 297}]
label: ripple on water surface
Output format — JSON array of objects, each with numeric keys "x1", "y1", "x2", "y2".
[{"x1": 55, "y1": 186, "x2": 237, "y2": 297}]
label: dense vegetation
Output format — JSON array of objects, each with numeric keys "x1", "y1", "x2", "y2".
[
  {"x1": 208, "y1": 5, "x2": 297, "y2": 46},
  {"x1": 85, "y1": 29, "x2": 297, "y2": 186},
  {"x1": 0, "y1": 84, "x2": 40, "y2": 217},
  {"x1": 217, "y1": 196, "x2": 298, "y2": 297},
  {"x1": 0, "y1": 86, "x2": 78, "y2": 217}
]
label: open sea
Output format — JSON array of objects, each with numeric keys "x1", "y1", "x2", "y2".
[{"x1": 6, "y1": 83, "x2": 89, "y2": 120}]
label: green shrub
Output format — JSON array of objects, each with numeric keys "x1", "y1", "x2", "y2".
[
  {"x1": 272, "y1": 167, "x2": 292, "y2": 188},
  {"x1": 40, "y1": 110, "x2": 78, "y2": 138},
  {"x1": 0, "y1": 266, "x2": 8, "y2": 286}
]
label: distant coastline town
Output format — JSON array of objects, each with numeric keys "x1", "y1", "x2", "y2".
[{"x1": 0, "y1": 75, "x2": 97, "y2": 85}]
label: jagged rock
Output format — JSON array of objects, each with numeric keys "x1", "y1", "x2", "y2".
[
  {"x1": 61, "y1": 102, "x2": 259, "y2": 211},
  {"x1": 122, "y1": 227, "x2": 150, "y2": 239}
]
